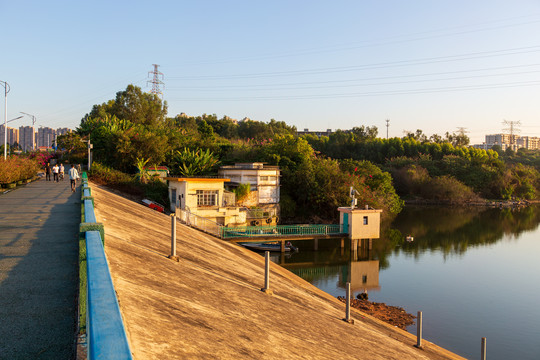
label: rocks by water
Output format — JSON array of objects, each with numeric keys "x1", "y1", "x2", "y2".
[{"x1": 337, "y1": 296, "x2": 416, "y2": 330}]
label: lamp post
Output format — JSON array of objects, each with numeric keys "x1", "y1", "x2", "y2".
[
  {"x1": 3, "y1": 116, "x2": 24, "y2": 156},
  {"x1": 21, "y1": 112, "x2": 37, "y2": 151},
  {"x1": 1, "y1": 80, "x2": 10, "y2": 160}
]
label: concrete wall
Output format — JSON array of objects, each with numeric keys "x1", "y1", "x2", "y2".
[{"x1": 338, "y1": 207, "x2": 382, "y2": 240}]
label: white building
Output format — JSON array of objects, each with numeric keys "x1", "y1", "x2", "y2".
[{"x1": 218, "y1": 163, "x2": 280, "y2": 222}]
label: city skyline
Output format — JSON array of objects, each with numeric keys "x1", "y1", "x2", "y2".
[{"x1": 2, "y1": 1, "x2": 540, "y2": 144}]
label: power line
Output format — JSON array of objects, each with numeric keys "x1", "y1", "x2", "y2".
[
  {"x1": 167, "y1": 45, "x2": 540, "y2": 80},
  {"x1": 167, "y1": 15, "x2": 540, "y2": 67},
  {"x1": 167, "y1": 63, "x2": 540, "y2": 91},
  {"x1": 167, "y1": 79, "x2": 540, "y2": 101}
]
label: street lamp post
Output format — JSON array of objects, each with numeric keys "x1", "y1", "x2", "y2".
[
  {"x1": 3, "y1": 116, "x2": 24, "y2": 155},
  {"x1": 1, "y1": 80, "x2": 10, "y2": 160}
]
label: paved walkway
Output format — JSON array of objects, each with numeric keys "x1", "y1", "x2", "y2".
[{"x1": 0, "y1": 178, "x2": 80, "y2": 360}]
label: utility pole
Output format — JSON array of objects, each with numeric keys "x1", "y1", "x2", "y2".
[
  {"x1": 147, "y1": 64, "x2": 164, "y2": 99},
  {"x1": 1, "y1": 80, "x2": 10, "y2": 160},
  {"x1": 87, "y1": 135, "x2": 93, "y2": 171},
  {"x1": 385, "y1": 119, "x2": 390, "y2": 139}
]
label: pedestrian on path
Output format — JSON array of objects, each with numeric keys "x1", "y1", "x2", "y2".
[
  {"x1": 68, "y1": 164, "x2": 79, "y2": 192},
  {"x1": 59, "y1": 163, "x2": 65, "y2": 181},
  {"x1": 52, "y1": 164, "x2": 59, "y2": 182},
  {"x1": 45, "y1": 162, "x2": 51, "y2": 181}
]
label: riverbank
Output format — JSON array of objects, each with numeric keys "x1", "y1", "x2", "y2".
[
  {"x1": 337, "y1": 296, "x2": 416, "y2": 330},
  {"x1": 90, "y1": 183, "x2": 465, "y2": 359},
  {"x1": 404, "y1": 198, "x2": 540, "y2": 207}
]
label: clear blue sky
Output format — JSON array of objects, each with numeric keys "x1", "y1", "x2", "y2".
[{"x1": 2, "y1": 0, "x2": 540, "y2": 144}]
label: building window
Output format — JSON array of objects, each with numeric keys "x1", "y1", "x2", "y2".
[
  {"x1": 363, "y1": 216, "x2": 368, "y2": 225},
  {"x1": 197, "y1": 190, "x2": 218, "y2": 207},
  {"x1": 260, "y1": 176, "x2": 269, "y2": 181}
]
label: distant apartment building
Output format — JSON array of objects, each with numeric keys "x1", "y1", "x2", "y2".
[
  {"x1": 0, "y1": 125, "x2": 19, "y2": 146},
  {"x1": 19, "y1": 126, "x2": 35, "y2": 151},
  {"x1": 296, "y1": 128, "x2": 333, "y2": 137},
  {"x1": 37, "y1": 127, "x2": 56, "y2": 148},
  {"x1": 474, "y1": 134, "x2": 540, "y2": 151},
  {"x1": 56, "y1": 128, "x2": 72, "y2": 136}
]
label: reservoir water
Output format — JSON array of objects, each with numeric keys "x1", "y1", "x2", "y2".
[{"x1": 270, "y1": 205, "x2": 540, "y2": 360}]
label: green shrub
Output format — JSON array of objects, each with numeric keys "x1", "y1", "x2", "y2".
[
  {"x1": 233, "y1": 183, "x2": 251, "y2": 202},
  {"x1": 89, "y1": 162, "x2": 169, "y2": 207}
]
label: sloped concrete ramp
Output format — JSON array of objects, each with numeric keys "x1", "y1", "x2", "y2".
[{"x1": 92, "y1": 184, "x2": 464, "y2": 360}]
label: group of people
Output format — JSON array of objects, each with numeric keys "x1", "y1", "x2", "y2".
[{"x1": 45, "y1": 162, "x2": 81, "y2": 192}]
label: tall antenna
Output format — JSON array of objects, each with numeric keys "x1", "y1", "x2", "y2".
[
  {"x1": 147, "y1": 64, "x2": 164, "y2": 99},
  {"x1": 385, "y1": 119, "x2": 390, "y2": 139},
  {"x1": 502, "y1": 120, "x2": 521, "y2": 145}
]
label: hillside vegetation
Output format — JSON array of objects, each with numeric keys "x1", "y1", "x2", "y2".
[{"x1": 59, "y1": 85, "x2": 540, "y2": 223}]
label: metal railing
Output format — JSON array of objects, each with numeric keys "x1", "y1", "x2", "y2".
[
  {"x1": 220, "y1": 224, "x2": 345, "y2": 239},
  {"x1": 176, "y1": 208, "x2": 223, "y2": 238},
  {"x1": 175, "y1": 207, "x2": 345, "y2": 240}
]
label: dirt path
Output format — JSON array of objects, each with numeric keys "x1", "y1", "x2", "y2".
[{"x1": 91, "y1": 183, "x2": 465, "y2": 360}]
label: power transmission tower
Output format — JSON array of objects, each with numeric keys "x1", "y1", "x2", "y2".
[
  {"x1": 385, "y1": 119, "x2": 390, "y2": 139},
  {"x1": 147, "y1": 64, "x2": 164, "y2": 99},
  {"x1": 502, "y1": 120, "x2": 521, "y2": 145}
]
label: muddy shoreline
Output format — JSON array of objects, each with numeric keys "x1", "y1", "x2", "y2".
[
  {"x1": 404, "y1": 198, "x2": 540, "y2": 208},
  {"x1": 337, "y1": 296, "x2": 416, "y2": 330}
]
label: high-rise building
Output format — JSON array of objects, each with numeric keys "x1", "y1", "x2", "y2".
[
  {"x1": 37, "y1": 127, "x2": 56, "y2": 148},
  {"x1": 1, "y1": 125, "x2": 19, "y2": 147},
  {"x1": 18, "y1": 126, "x2": 35, "y2": 151},
  {"x1": 475, "y1": 134, "x2": 540, "y2": 151},
  {"x1": 56, "y1": 128, "x2": 72, "y2": 136}
]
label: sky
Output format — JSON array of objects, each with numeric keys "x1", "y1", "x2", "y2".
[{"x1": 2, "y1": 0, "x2": 540, "y2": 144}]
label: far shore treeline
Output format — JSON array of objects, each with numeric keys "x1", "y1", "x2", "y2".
[{"x1": 54, "y1": 84, "x2": 540, "y2": 223}]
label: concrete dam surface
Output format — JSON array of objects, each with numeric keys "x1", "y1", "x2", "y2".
[{"x1": 91, "y1": 183, "x2": 464, "y2": 360}]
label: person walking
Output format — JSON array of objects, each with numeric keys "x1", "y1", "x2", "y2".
[
  {"x1": 68, "y1": 164, "x2": 79, "y2": 192},
  {"x1": 59, "y1": 163, "x2": 65, "y2": 181},
  {"x1": 52, "y1": 163, "x2": 59, "y2": 182},
  {"x1": 45, "y1": 162, "x2": 51, "y2": 181}
]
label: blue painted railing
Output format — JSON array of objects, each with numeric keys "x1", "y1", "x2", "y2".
[
  {"x1": 86, "y1": 231, "x2": 133, "y2": 360},
  {"x1": 220, "y1": 224, "x2": 345, "y2": 239},
  {"x1": 84, "y1": 199, "x2": 97, "y2": 223}
]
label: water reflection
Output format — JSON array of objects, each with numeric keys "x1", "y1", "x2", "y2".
[
  {"x1": 268, "y1": 205, "x2": 540, "y2": 360},
  {"x1": 272, "y1": 238, "x2": 380, "y2": 293},
  {"x1": 385, "y1": 205, "x2": 540, "y2": 259},
  {"x1": 271, "y1": 205, "x2": 540, "y2": 291}
]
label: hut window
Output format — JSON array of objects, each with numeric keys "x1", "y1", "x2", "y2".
[{"x1": 197, "y1": 190, "x2": 218, "y2": 206}]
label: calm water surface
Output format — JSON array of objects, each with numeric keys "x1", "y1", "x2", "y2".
[{"x1": 270, "y1": 205, "x2": 540, "y2": 360}]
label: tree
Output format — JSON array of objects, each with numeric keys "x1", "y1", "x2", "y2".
[
  {"x1": 198, "y1": 119, "x2": 215, "y2": 140},
  {"x1": 174, "y1": 148, "x2": 219, "y2": 176},
  {"x1": 81, "y1": 85, "x2": 168, "y2": 128}
]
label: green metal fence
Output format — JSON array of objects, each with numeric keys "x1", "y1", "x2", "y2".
[{"x1": 220, "y1": 224, "x2": 345, "y2": 239}]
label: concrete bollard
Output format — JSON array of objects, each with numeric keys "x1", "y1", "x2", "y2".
[
  {"x1": 261, "y1": 251, "x2": 273, "y2": 295},
  {"x1": 343, "y1": 282, "x2": 354, "y2": 324},
  {"x1": 168, "y1": 213, "x2": 179, "y2": 262},
  {"x1": 481, "y1": 337, "x2": 486, "y2": 360},
  {"x1": 415, "y1": 311, "x2": 423, "y2": 348}
]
